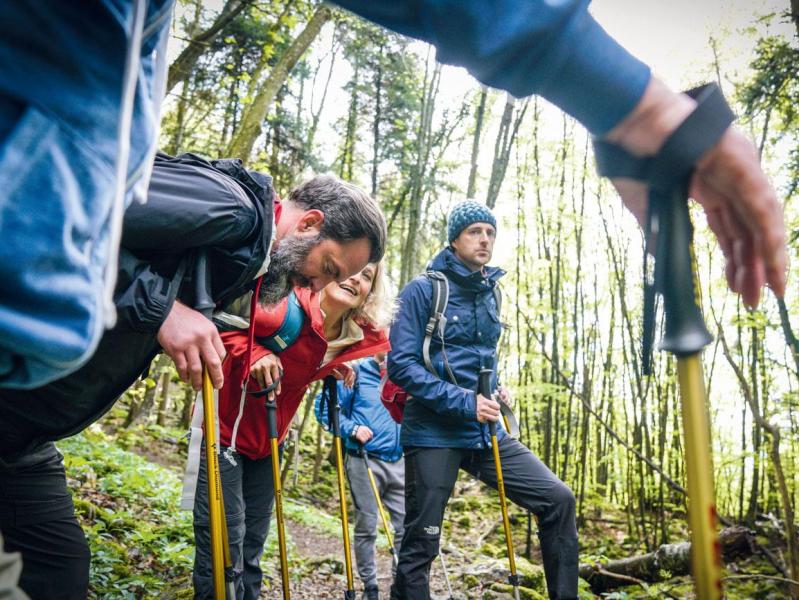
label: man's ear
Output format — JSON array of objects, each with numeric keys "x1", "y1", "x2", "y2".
[{"x1": 296, "y1": 209, "x2": 324, "y2": 234}]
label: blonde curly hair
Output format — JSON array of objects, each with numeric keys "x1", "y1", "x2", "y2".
[{"x1": 351, "y1": 261, "x2": 397, "y2": 332}]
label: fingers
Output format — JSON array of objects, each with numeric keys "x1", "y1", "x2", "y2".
[
  {"x1": 693, "y1": 127, "x2": 787, "y2": 305},
  {"x1": 476, "y1": 394, "x2": 500, "y2": 423},
  {"x1": 157, "y1": 301, "x2": 226, "y2": 390},
  {"x1": 271, "y1": 362, "x2": 282, "y2": 397},
  {"x1": 173, "y1": 351, "x2": 189, "y2": 387},
  {"x1": 186, "y1": 345, "x2": 203, "y2": 391},
  {"x1": 200, "y1": 333, "x2": 224, "y2": 389}
]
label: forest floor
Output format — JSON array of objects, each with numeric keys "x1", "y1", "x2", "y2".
[{"x1": 57, "y1": 405, "x2": 788, "y2": 599}]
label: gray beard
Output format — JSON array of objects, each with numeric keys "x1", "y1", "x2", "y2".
[{"x1": 259, "y1": 234, "x2": 319, "y2": 306}]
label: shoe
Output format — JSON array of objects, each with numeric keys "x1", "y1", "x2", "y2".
[{"x1": 362, "y1": 585, "x2": 379, "y2": 600}]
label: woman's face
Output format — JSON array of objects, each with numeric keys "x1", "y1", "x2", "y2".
[{"x1": 323, "y1": 263, "x2": 376, "y2": 312}]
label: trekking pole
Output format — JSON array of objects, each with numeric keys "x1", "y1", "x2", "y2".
[
  {"x1": 361, "y1": 448, "x2": 397, "y2": 568},
  {"x1": 265, "y1": 392, "x2": 291, "y2": 599},
  {"x1": 437, "y1": 544, "x2": 455, "y2": 600},
  {"x1": 480, "y1": 369, "x2": 520, "y2": 600},
  {"x1": 195, "y1": 250, "x2": 236, "y2": 600},
  {"x1": 591, "y1": 83, "x2": 733, "y2": 599},
  {"x1": 643, "y1": 178, "x2": 721, "y2": 599},
  {"x1": 325, "y1": 376, "x2": 356, "y2": 599}
]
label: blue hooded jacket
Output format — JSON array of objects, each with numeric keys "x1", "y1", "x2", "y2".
[
  {"x1": 388, "y1": 247, "x2": 505, "y2": 449},
  {"x1": 315, "y1": 358, "x2": 402, "y2": 463}
]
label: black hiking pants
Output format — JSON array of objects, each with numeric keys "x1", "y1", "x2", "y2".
[
  {"x1": 192, "y1": 445, "x2": 281, "y2": 600},
  {"x1": 390, "y1": 437, "x2": 578, "y2": 600},
  {"x1": 0, "y1": 443, "x2": 90, "y2": 600},
  {"x1": 0, "y1": 324, "x2": 161, "y2": 598}
]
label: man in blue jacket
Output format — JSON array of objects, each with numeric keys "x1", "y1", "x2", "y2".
[
  {"x1": 388, "y1": 200, "x2": 578, "y2": 599},
  {"x1": 316, "y1": 355, "x2": 405, "y2": 600}
]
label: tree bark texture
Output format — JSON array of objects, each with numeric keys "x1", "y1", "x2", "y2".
[{"x1": 227, "y1": 5, "x2": 333, "y2": 163}]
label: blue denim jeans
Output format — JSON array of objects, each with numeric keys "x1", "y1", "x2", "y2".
[{"x1": 0, "y1": 1, "x2": 173, "y2": 388}]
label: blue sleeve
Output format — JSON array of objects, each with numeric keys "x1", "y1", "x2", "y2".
[
  {"x1": 332, "y1": 0, "x2": 650, "y2": 135},
  {"x1": 387, "y1": 278, "x2": 477, "y2": 421}
]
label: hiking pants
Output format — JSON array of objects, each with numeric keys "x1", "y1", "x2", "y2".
[
  {"x1": 391, "y1": 437, "x2": 578, "y2": 600},
  {"x1": 345, "y1": 453, "x2": 405, "y2": 590},
  {"x1": 0, "y1": 443, "x2": 90, "y2": 600},
  {"x1": 192, "y1": 446, "x2": 280, "y2": 600}
]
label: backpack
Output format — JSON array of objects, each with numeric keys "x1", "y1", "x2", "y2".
[
  {"x1": 379, "y1": 271, "x2": 501, "y2": 423},
  {"x1": 214, "y1": 290, "x2": 305, "y2": 353}
]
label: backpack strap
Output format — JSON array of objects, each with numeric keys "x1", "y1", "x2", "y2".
[
  {"x1": 493, "y1": 282, "x2": 502, "y2": 317},
  {"x1": 423, "y1": 271, "x2": 458, "y2": 385}
]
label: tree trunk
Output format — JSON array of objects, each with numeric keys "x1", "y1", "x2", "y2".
[
  {"x1": 156, "y1": 370, "x2": 172, "y2": 427},
  {"x1": 181, "y1": 385, "x2": 195, "y2": 430},
  {"x1": 466, "y1": 86, "x2": 488, "y2": 198},
  {"x1": 281, "y1": 383, "x2": 320, "y2": 485},
  {"x1": 719, "y1": 327, "x2": 799, "y2": 596},
  {"x1": 226, "y1": 5, "x2": 333, "y2": 163},
  {"x1": 791, "y1": 0, "x2": 799, "y2": 39},
  {"x1": 579, "y1": 526, "x2": 756, "y2": 593},
  {"x1": 485, "y1": 94, "x2": 529, "y2": 209},
  {"x1": 370, "y1": 44, "x2": 384, "y2": 196},
  {"x1": 124, "y1": 354, "x2": 170, "y2": 427},
  {"x1": 166, "y1": 0, "x2": 254, "y2": 94}
]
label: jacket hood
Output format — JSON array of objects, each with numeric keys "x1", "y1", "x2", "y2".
[{"x1": 429, "y1": 247, "x2": 505, "y2": 291}]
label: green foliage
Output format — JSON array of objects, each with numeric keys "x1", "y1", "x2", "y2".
[{"x1": 61, "y1": 427, "x2": 194, "y2": 598}]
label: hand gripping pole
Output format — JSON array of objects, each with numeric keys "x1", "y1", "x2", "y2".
[{"x1": 480, "y1": 369, "x2": 520, "y2": 600}]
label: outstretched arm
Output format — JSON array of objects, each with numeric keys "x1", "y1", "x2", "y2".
[{"x1": 334, "y1": 0, "x2": 787, "y2": 306}]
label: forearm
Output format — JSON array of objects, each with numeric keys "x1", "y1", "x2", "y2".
[{"x1": 333, "y1": 0, "x2": 650, "y2": 134}]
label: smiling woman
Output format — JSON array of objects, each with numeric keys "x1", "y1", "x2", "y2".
[{"x1": 189, "y1": 261, "x2": 395, "y2": 599}]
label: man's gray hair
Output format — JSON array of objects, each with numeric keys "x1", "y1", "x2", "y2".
[{"x1": 287, "y1": 175, "x2": 386, "y2": 262}]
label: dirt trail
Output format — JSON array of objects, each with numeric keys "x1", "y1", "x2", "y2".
[{"x1": 263, "y1": 517, "x2": 460, "y2": 599}]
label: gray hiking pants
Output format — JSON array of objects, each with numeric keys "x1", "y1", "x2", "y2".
[{"x1": 345, "y1": 453, "x2": 405, "y2": 589}]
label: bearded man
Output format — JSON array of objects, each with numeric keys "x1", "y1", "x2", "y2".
[{"x1": 0, "y1": 152, "x2": 386, "y2": 600}]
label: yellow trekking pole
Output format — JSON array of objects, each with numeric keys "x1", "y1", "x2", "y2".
[
  {"x1": 361, "y1": 447, "x2": 397, "y2": 568},
  {"x1": 196, "y1": 250, "x2": 236, "y2": 600},
  {"x1": 325, "y1": 376, "x2": 356, "y2": 599},
  {"x1": 642, "y1": 179, "x2": 721, "y2": 599},
  {"x1": 593, "y1": 83, "x2": 734, "y2": 599},
  {"x1": 265, "y1": 392, "x2": 291, "y2": 599},
  {"x1": 480, "y1": 369, "x2": 520, "y2": 600}
]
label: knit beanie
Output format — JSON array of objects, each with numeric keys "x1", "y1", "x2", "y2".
[{"x1": 447, "y1": 200, "x2": 497, "y2": 243}]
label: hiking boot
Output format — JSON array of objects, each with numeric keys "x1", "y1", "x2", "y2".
[{"x1": 362, "y1": 585, "x2": 380, "y2": 600}]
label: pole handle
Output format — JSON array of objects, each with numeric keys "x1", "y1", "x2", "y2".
[
  {"x1": 478, "y1": 369, "x2": 497, "y2": 436},
  {"x1": 325, "y1": 376, "x2": 341, "y2": 437},
  {"x1": 656, "y1": 186, "x2": 713, "y2": 356},
  {"x1": 265, "y1": 399, "x2": 278, "y2": 439},
  {"x1": 195, "y1": 249, "x2": 215, "y2": 319}
]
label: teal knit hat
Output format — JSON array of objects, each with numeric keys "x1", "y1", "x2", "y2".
[{"x1": 447, "y1": 200, "x2": 496, "y2": 243}]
